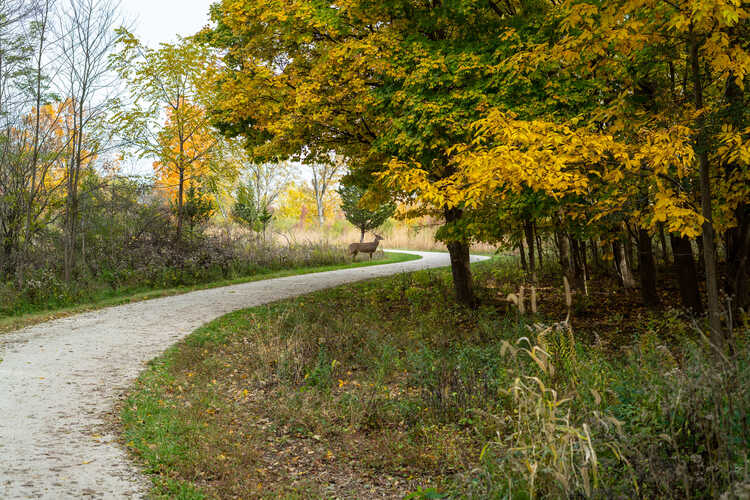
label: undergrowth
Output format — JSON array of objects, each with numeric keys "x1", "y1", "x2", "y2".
[
  {"x1": 121, "y1": 259, "x2": 750, "y2": 499},
  {"x1": 0, "y1": 242, "x2": 395, "y2": 320}
]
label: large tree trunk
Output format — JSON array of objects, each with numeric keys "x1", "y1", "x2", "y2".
[
  {"x1": 670, "y1": 234, "x2": 703, "y2": 315},
  {"x1": 623, "y1": 227, "x2": 636, "y2": 273},
  {"x1": 690, "y1": 29, "x2": 723, "y2": 342},
  {"x1": 360, "y1": 227, "x2": 366, "y2": 243},
  {"x1": 444, "y1": 208, "x2": 474, "y2": 306},
  {"x1": 638, "y1": 229, "x2": 660, "y2": 307}
]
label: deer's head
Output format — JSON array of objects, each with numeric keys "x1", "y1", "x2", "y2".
[{"x1": 373, "y1": 233, "x2": 384, "y2": 241}]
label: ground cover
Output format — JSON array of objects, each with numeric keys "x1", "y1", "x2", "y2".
[{"x1": 121, "y1": 257, "x2": 749, "y2": 499}]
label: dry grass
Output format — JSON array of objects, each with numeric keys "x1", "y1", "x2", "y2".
[{"x1": 271, "y1": 220, "x2": 499, "y2": 254}]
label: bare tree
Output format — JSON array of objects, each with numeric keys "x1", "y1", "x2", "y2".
[
  {"x1": 55, "y1": 0, "x2": 121, "y2": 281},
  {"x1": 308, "y1": 156, "x2": 343, "y2": 226},
  {"x1": 246, "y1": 160, "x2": 293, "y2": 214},
  {"x1": 0, "y1": 0, "x2": 70, "y2": 282}
]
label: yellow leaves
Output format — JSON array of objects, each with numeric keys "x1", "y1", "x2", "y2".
[{"x1": 652, "y1": 190, "x2": 704, "y2": 238}]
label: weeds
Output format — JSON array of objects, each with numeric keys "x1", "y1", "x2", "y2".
[
  {"x1": 121, "y1": 258, "x2": 749, "y2": 499},
  {"x1": 0, "y1": 240, "x2": 395, "y2": 320}
]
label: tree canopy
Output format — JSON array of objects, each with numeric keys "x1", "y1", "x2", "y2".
[{"x1": 203, "y1": 0, "x2": 750, "y2": 338}]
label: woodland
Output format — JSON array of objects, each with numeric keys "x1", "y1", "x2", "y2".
[{"x1": 2, "y1": 0, "x2": 750, "y2": 498}]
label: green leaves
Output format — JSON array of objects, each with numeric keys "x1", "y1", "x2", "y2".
[{"x1": 338, "y1": 184, "x2": 395, "y2": 238}]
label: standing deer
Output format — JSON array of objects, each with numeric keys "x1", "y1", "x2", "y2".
[{"x1": 349, "y1": 234, "x2": 384, "y2": 260}]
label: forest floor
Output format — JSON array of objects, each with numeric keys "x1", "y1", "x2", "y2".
[
  {"x1": 0, "y1": 251, "x2": 484, "y2": 499},
  {"x1": 0, "y1": 251, "x2": 419, "y2": 335},
  {"x1": 120, "y1": 258, "x2": 749, "y2": 499}
]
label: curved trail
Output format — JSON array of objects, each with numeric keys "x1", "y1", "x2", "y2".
[{"x1": 0, "y1": 251, "x2": 488, "y2": 499}]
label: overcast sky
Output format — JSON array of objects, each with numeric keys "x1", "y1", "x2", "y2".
[
  {"x1": 117, "y1": 0, "x2": 214, "y2": 175},
  {"x1": 121, "y1": 0, "x2": 213, "y2": 47}
]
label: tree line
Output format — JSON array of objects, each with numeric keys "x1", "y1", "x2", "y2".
[
  {"x1": 203, "y1": 0, "x2": 750, "y2": 345},
  {"x1": 0, "y1": 0, "x2": 354, "y2": 298}
]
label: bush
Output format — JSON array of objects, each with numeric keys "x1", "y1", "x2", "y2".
[{"x1": 0, "y1": 233, "x2": 353, "y2": 319}]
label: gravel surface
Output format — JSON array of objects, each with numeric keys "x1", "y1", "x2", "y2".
[{"x1": 0, "y1": 251, "x2": 488, "y2": 499}]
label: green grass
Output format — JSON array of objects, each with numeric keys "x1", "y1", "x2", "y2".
[
  {"x1": 0, "y1": 251, "x2": 419, "y2": 334},
  {"x1": 120, "y1": 259, "x2": 749, "y2": 499}
]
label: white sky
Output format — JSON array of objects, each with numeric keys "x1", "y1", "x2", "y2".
[
  {"x1": 117, "y1": 0, "x2": 214, "y2": 175},
  {"x1": 121, "y1": 0, "x2": 213, "y2": 47}
]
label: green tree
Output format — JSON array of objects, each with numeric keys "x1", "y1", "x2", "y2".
[
  {"x1": 338, "y1": 185, "x2": 395, "y2": 243},
  {"x1": 231, "y1": 180, "x2": 257, "y2": 230},
  {"x1": 179, "y1": 185, "x2": 215, "y2": 237}
]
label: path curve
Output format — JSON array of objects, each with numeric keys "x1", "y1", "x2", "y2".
[{"x1": 0, "y1": 250, "x2": 488, "y2": 499}]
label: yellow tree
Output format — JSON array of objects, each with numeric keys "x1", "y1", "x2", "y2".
[
  {"x1": 113, "y1": 32, "x2": 224, "y2": 241},
  {"x1": 152, "y1": 103, "x2": 224, "y2": 206}
]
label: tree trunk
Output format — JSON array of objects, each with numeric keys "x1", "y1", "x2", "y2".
[
  {"x1": 570, "y1": 237, "x2": 584, "y2": 290},
  {"x1": 670, "y1": 234, "x2": 703, "y2": 314},
  {"x1": 638, "y1": 229, "x2": 660, "y2": 307},
  {"x1": 690, "y1": 28, "x2": 723, "y2": 341},
  {"x1": 518, "y1": 240, "x2": 527, "y2": 272},
  {"x1": 444, "y1": 208, "x2": 474, "y2": 306},
  {"x1": 580, "y1": 239, "x2": 589, "y2": 294},
  {"x1": 590, "y1": 239, "x2": 600, "y2": 271},
  {"x1": 524, "y1": 220, "x2": 536, "y2": 279},
  {"x1": 176, "y1": 165, "x2": 184, "y2": 242},
  {"x1": 614, "y1": 239, "x2": 636, "y2": 288},
  {"x1": 623, "y1": 227, "x2": 636, "y2": 273},
  {"x1": 316, "y1": 197, "x2": 325, "y2": 227},
  {"x1": 556, "y1": 229, "x2": 573, "y2": 284},
  {"x1": 360, "y1": 227, "x2": 366, "y2": 243},
  {"x1": 658, "y1": 223, "x2": 669, "y2": 265},
  {"x1": 64, "y1": 195, "x2": 78, "y2": 283},
  {"x1": 535, "y1": 222, "x2": 543, "y2": 272}
]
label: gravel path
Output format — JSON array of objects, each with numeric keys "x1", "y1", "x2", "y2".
[{"x1": 0, "y1": 251, "x2": 488, "y2": 499}]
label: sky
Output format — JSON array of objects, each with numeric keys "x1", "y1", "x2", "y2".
[
  {"x1": 118, "y1": 0, "x2": 214, "y2": 175},
  {"x1": 120, "y1": 0, "x2": 213, "y2": 47}
]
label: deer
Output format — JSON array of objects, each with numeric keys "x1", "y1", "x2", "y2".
[{"x1": 349, "y1": 234, "x2": 384, "y2": 260}]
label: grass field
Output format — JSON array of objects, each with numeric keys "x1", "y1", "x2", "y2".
[{"x1": 120, "y1": 258, "x2": 749, "y2": 499}]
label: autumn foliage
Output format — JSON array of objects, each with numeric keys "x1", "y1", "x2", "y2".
[{"x1": 203, "y1": 0, "x2": 749, "y2": 341}]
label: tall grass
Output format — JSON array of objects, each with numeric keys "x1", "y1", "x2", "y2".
[{"x1": 272, "y1": 219, "x2": 499, "y2": 253}]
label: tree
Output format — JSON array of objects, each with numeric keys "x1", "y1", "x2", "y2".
[
  {"x1": 231, "y1": 179, "x2": 256, "y2": 230},
  {"x1": 56, "y1": 0, "x2": 122, "y2": 282},
  {"x1": 338, "y1": 184, "x2": 394, "y2": 242},
  {"x1": 204, "y1": 0, "x2": 508, "y2": 304},
  {"x1": 179, "y1": 184, "x2": 214, "y2": 237},
  {"x1": 204, "y1": 0, "x2": 749, "y2": 320},
  {"x1": 113, "y1": 33, "x2": 221, "y2": 242},
  {"x1": 309, "y1": 159, "x2": 342, "y2": 227}
]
